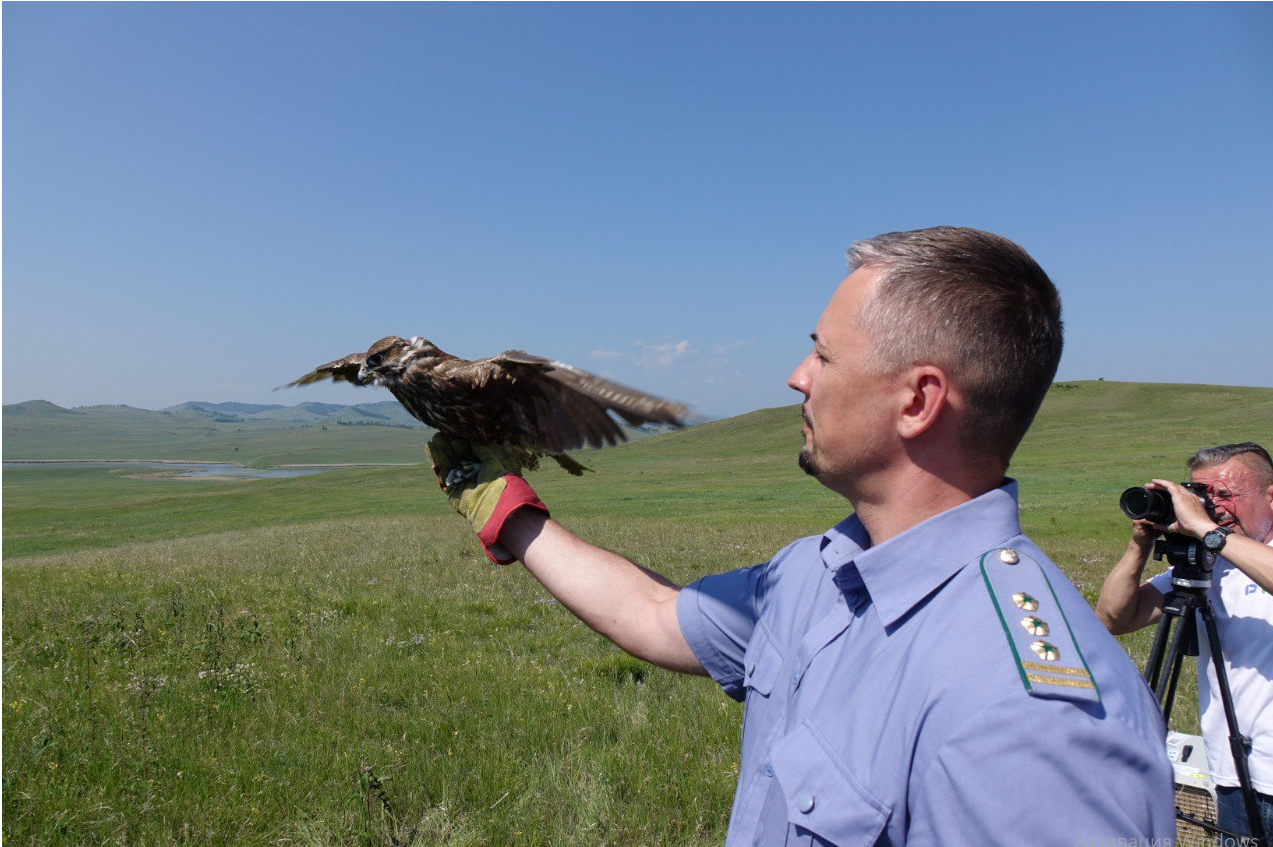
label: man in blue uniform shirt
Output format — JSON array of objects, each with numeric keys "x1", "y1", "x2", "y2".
[{"x1": 430, "y1": 226, "x2": 1175, "y2": 844}]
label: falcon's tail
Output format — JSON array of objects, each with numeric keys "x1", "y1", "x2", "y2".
[{"x1": 551, "y1": 452, "x2": 592, "y2": 476}]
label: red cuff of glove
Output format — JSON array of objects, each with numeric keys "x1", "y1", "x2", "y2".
[{"x1": 476, "y1": 474, "x2": 550, "y2": 565}]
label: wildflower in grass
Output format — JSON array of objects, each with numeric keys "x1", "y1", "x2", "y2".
[
  {"x1": 383, "y1": 633, "x2": 429, "y2": 648},
  {"x1": 299, "y1": 608, "x2": 342, "y2": 629},
  {"x1": 197, "y1": 662, "x2": 258, "y2": 695},
  {"x1": 125, "y1": 673, "x2": 169, "y2": 697}
]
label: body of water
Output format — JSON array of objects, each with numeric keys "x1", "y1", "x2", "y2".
[{"x1": 2, "y1": 461, "x2": 340, "y2": 479}]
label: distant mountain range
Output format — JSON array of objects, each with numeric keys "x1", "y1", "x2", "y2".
[
  {"x1": 162, "y1": 400, "x2": 424, "y2": 425},
  {"x1": 1, "y1": 398, "x2": 685, "y2": 464},
  {"x1": 5, "y1": 399, "x2": 429, "y2": 427},
  {"x1": 4, "y1": 399, "x2": 688, "y2": 432}
]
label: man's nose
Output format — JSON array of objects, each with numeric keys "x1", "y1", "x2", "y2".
[{"x1": 788, "y1": 357, "x2": 812, "y2": 395}]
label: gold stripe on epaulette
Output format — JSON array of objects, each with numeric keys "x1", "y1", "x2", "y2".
[
  {"x1": 1022, "y1": 661, "x2": 1090, "y2": 677},
  {"x1": 1027, "y1": 673, "x2": 1097, "y2": 690}
]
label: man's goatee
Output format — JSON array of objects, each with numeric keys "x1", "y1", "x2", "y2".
[{"x1": 798, "y1": 447, "x2": 818, "y2": 477}]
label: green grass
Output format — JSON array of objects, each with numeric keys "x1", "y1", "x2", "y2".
[
  {"x1": 4, "y1": 381, "x2": 1272, "y2": 845},
  {"x1": 3, "y1": 519, "x2": 745, "y2": 846}
]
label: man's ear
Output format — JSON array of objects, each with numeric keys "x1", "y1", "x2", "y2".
[{"x1": 896, "y1": 365, "x2": 949, "y2": 440}]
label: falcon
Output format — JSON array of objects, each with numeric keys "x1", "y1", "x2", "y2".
[{"x1": 286, "y1": 336, "x2": 687, "y2": 475}]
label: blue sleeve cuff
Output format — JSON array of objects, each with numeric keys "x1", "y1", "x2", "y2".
[{"x1": 678, "y1": 580, "x2": 747, "y2": 700}]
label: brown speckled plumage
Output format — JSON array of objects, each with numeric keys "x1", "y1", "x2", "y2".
[{"x1": 287, "y1": 336, "x2": 687, "y2": 474}]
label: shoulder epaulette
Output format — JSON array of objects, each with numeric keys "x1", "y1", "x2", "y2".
[{"x1": 979, "y1": 546, "x2": 1101, "y2": 704}]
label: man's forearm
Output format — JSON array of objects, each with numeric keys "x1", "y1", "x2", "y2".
[
  {"x1": 1218, "y1": 534, "x2": 1273, "y2": 595},
  {"x1": 1096, "y1": 540, "x2": 1160, "y2": 634},
  {"x1": 500, "y1": 509, "x2": 707, "y2": 675}
]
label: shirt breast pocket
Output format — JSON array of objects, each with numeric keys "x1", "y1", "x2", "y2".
[
  {"x1": 743, "y1": 626, "x2": 785, "y2": 698},
  {"x1": 769, "y1": 722, "x2": 892, "y2": 846},
  {"x1": 740, "y1": 626, "x2": 786, "y2": 751}
]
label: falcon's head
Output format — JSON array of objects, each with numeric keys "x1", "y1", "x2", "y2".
[{"x1": 357, "y1": 336, "x2": 430, "y2": 386}]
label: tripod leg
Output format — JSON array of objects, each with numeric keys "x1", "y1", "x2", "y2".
[
  {"x1": 1145, "y1": 610, "x2": 1174, "y2": 690},
  {"x1": 1163, "y1": 642, "x2": 1189, "y2": 726},
  {"x1": 1156, "y1": 609, "x2": 1191, "y2": 706}
]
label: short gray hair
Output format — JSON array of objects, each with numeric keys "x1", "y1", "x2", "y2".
[
  {"x1": 1188, "y1": 443, "x2": 1273, "y2": 486},
  {"x1": 848, "y1": 226, "x2": 1063, "y2": 464}
]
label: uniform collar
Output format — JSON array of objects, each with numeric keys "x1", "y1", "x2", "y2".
[{"x1": 820, "y1": 479, "x2": 1022, "y2": 628}]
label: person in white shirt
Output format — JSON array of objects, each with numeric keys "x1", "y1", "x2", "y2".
[{"x1": 1097, "y1": 442, "x2": 1273, "y2": 840}]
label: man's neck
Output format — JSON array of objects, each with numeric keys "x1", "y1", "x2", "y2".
[{"x1": 849, "y1": 464, "x2": 1006, "y2": 546}]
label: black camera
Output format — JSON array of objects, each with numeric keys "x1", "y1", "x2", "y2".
[{"x1": 1119, "y1": 482, "x2": 1214, "y2": 524}]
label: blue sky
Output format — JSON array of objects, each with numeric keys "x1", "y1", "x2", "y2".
[{"x1": 4, "y1": 3, "x2": 1271, "y2": 419}]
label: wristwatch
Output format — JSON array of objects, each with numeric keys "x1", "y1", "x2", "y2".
[{"x1": 1202, "y1": 526, "x2": 1233, "y2": 553}]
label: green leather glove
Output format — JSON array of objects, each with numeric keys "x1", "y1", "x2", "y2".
[{"x1": 426, "y1": 434, "x2": 549, "y2": 565}]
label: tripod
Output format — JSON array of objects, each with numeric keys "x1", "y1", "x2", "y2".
[{"x1": 1144, "y1": 533, "x2": 1267, "y2": 847}]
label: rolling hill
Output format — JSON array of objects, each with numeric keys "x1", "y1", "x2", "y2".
[
  {"x1": 5, "y1": 379, "x2": 1270, "y2": 847},
  {"x1": 1, "y1": 395, "x2": 678, "y2": 466},
  {"x1": 2, "y1": 398, "x2": 432, "y2": 465}
]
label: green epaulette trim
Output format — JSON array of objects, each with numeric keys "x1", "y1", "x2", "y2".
[{"x1": 979, "y1": 546, "x2": 1101, "y2": 704}]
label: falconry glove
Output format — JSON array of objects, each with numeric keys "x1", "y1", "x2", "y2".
[{"x1": 427, "y1": 434, "x2": 549, "y2": 565}]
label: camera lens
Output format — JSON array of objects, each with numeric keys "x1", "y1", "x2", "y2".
[{"x1": 1120, "y1": 487, "x2": 1175, "y2": 523}]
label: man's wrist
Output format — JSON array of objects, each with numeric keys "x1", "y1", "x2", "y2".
[
  {"x1": 498, "y1": 506, "x2": 552, "y2": 560},
  {"x1": 473, "y1": 476, "x2": 549, "y2": 564},
  {"x1": 1200, "y1": 524, "x2": 1232, "y2": 553},
  {"x1": 1129, "y1": 535, "x2": 1155, "y2": 555}
]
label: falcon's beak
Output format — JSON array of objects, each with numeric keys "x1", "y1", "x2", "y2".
[{"x1": 357, "y1": 366, "x2": 373, "y2": 385}]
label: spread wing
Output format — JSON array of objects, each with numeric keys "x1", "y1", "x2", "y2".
[
  {"x1": 448, "y1": 350, "x2": 687, "y2": 454},
  {"x1": 283, "y1": 353, "x2": 366, "y2": 388}
]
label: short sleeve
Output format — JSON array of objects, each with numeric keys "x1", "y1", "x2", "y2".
[
  {"x1": 1146, "y1": 567, "x2": 1172, "y2": 596},
  {"x1": 677, "y1": 563, "x2": 767, "y2": 701}
]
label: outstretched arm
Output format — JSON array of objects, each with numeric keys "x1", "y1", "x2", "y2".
[
  {"x1": 501, "y1": 510, "x2": 706, "y2": 674},
  {"x1": 428, "y1": 435, "x2": 705, "y2": 675}
]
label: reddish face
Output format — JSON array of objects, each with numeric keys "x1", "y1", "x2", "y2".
[
  {"x1": 787, "y1": 268, "x2": 899, "y2": 497},
  {"x1": 1190, "y1": 458, "x2": 1273, "y2": 543}
]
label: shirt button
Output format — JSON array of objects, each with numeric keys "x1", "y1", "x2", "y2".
[
  {"x1": 796, "y1": 792, "x2": 816, "y2": 813},
  {"x1": 763, "y1": 763, "x2": 775, "y2": 777},
  {"x1": 792, "y1": 671, "x2": 802, "y2": 686}
]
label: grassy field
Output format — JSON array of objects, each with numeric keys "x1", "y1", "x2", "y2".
[{"x1": 4, "y1": 381, "x2": 1272, "y2": 845}]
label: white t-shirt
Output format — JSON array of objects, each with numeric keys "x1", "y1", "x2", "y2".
[{"x1": 1149, "y1": 541, "x2": 1273, "y2": 793}]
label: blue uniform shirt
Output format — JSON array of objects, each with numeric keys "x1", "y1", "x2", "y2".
[{"x1": 677, "y1": 481, "x2": 1175, "y2": 845}]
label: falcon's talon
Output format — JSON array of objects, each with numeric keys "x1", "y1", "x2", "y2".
[{"x1": 444, "y1": 463, "x2": 482, "y2": 490}]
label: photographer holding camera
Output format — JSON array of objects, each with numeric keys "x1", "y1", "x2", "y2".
[{"x1": 1097, "y1": 442, "x2": 1273, "y2": 839}]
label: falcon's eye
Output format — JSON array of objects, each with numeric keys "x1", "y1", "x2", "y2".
[{"x1": 366, "y1": 354, "x2": 383, "y2": 368}]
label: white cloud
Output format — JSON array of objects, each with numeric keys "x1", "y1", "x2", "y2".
[
  {"x1": 712, "y1": 339, "x2": 756, "y2": 355},
  {"x1": 594, "y1": 338, "x2": 752, "y2": 377},
  {"x1": 634, "y1": 339, "x2": 696, "y2": 368}
]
